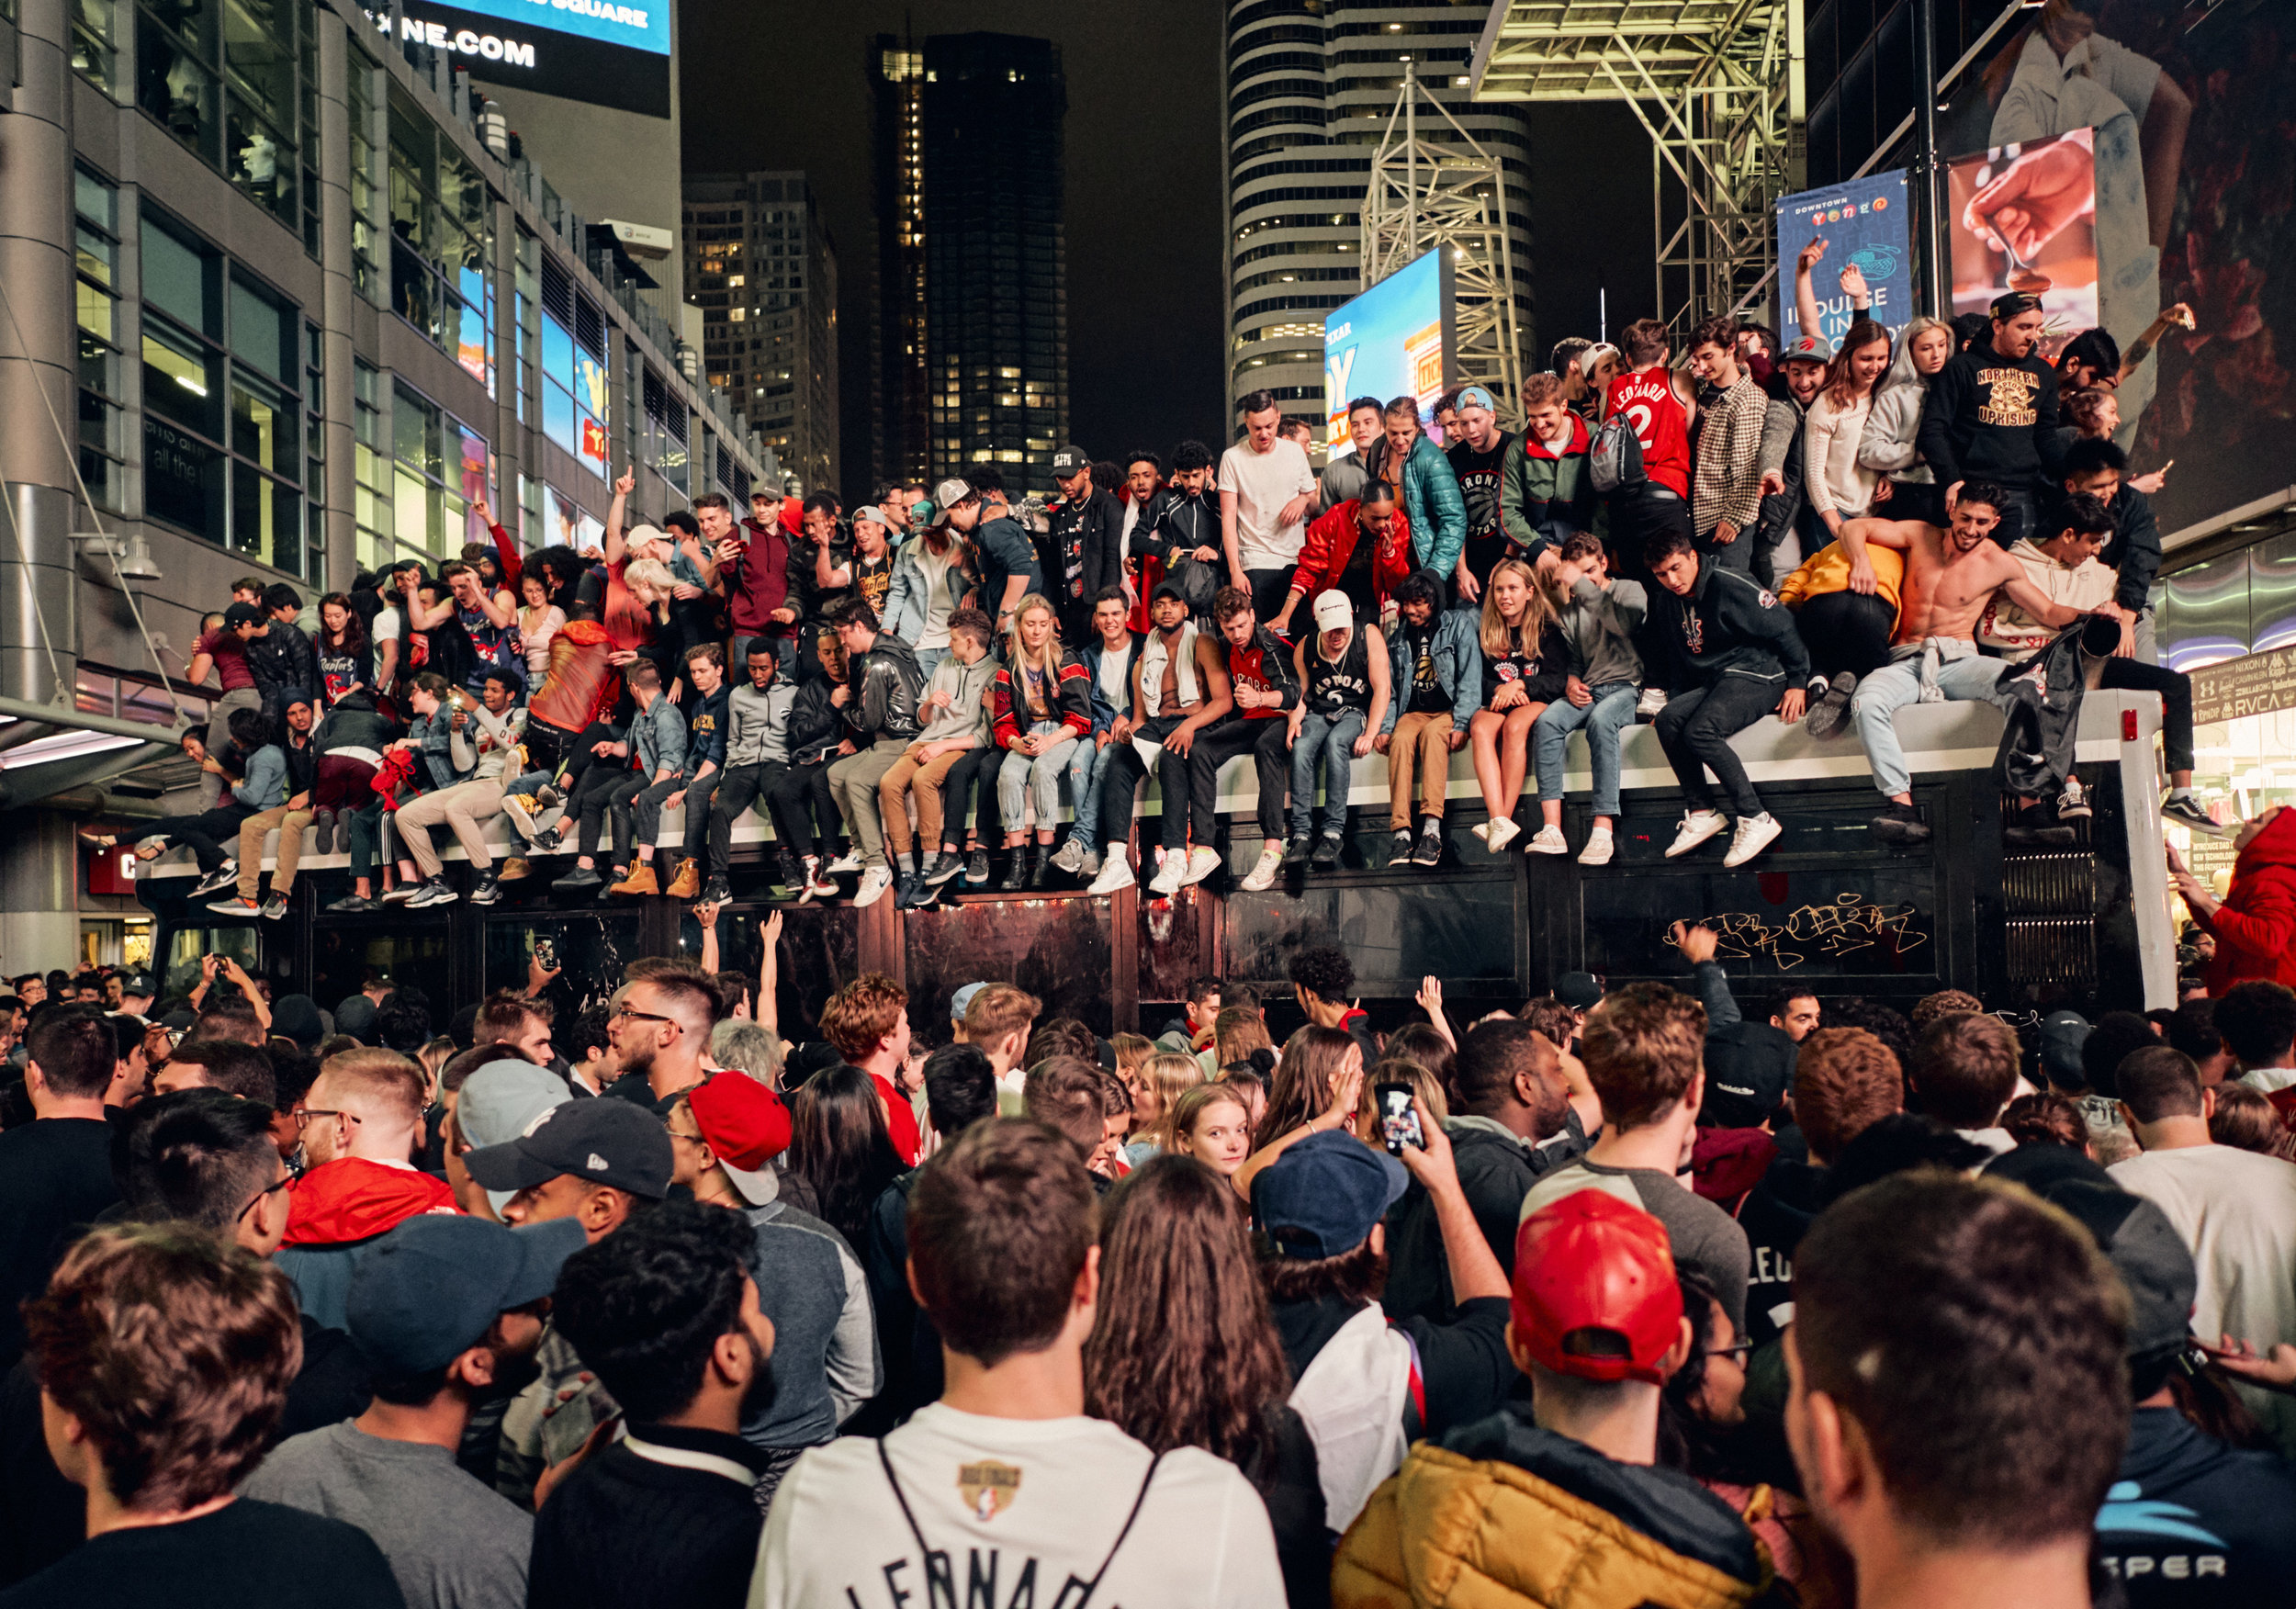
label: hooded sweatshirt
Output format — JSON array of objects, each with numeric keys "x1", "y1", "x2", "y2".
[
  {"x1": 916, "y1": 651, "x2": 996, "y2": 747},
  {"x1": 2198, "y1": 808, "x2": 2296, "y2": 996},
  {"x1": 283, "y1": 1157, "x2": 458, "y2": 1246}
]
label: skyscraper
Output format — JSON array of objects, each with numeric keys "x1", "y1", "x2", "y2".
[
  {"x1": 1225, "y1": 2, "x2": 1535, "y2": 420},
  {"x1": 871, "y1": 36, "x2": 929, "y2": 487},
  {"x1": 918, "y1": 33, "x2": 1069, "y2": 500},
  {"x1": 683, "y1": 172, "x2": 840, "y2": 494}
]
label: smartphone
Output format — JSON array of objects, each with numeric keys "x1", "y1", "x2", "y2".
[
  {"x1": 534, "y1": 939, "x2": 557, "y2": 974},
  {"x1": 1375, "y1": 1082, "x2": 1424, "y2": 1155}
]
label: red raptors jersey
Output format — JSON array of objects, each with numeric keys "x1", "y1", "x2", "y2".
[{"x1": 1606, "y1": 365, "x2": 1692, "y2": 498}]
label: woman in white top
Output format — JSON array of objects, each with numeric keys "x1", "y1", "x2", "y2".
[
  {"x1": 1801, "y1": 319, "x2": 1893, "y2": 536},
  {"x1": 517, "y1": 568, "x2": 566, "y2": 681},
  {"x1": 1857, "y1": 315, "x2": 1955, "y2": 527}
]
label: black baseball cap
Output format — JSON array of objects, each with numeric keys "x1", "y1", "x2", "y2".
[
  {"x1": 1050, "y1": 446, "x2": 1089, "y2": 475},
  {"x1": 2038, "y1": 1010, "x2": 2092, "y2": 1083},
  {"x1": 1701, "y1": 1022, "x2": 1799, "y2": 1128},
  {"x1": 463, "y1": 1098, "x2": 674, "y2": 1199},
  {"x1": 1554, "y1": 972, "x2": 1604, "y2": 1010},
  {"x1": 223, "y1": 602, "x2": 264, "y2": 629},
  {"x1": 345, "y1": 1215, "x2": 585, "y2": 1374},
  {"x1": 1150, "y1": 579, "x2": 1189, "y2": 605},
  {"x1": 1991, "y1": 290, "x2": 2043, "y2": 320}
]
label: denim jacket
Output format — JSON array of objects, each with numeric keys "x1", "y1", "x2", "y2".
[
  {"x1": 1379, "y1": 607, "x2": 1484, "y2": 735},
  {"x1": 410, "y1": 710, "x2": 472, "y2": 793},
  {"x1": 880, "y1": 537, "x2": 970, "y2": 645},
  {"x1": 1076, "y1": 632, "x2": 1143, "y2": 736},
  {"x1": 630, "y1": 694, "x2": 690, "y2": 778}
]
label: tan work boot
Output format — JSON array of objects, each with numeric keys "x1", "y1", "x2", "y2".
[
  {"x1": 610, "y1": 861, "x2": 659, "y2": 896},
  {"x1": 498, "y1": 858, "x2": 530, "y2": 882},
  {"x1": 663, "y1": 858, "x2": 701, "y2": 900}
]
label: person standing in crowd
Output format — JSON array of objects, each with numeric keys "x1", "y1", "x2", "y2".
[
  {"x1": 1274, "y1": 482, "x2": 1412, "y2": 639},
  {"x1": 1801, "y1": 319, "x2": 1894, "y2": 543},
  {"x1": 1499, "y1": 373, "x2": 1598, "y2": 565},
  {"x1": 880, "y1": 609, "x2": 996, "y2": 910},
  {"x1": 1915, "y1": 290, "x2": 2065, "y2": 548},
  {"x1": 1220, "y1": 390, "x2": 1319, "y2": 623},
  {"x1": 1375, "y1": 397, "x2": 1467, "y2": 604},
  {"x1": 844, "y1": 506, "x2": 898, "y2": 629},
  {"x1": 531, "y1": 1198, "x2": 778, "y2": 1609},
  {"x1": 1647, "y1": 527, "x2": 1806, "y2": 867},
  {"x1": 1686, "y1": 315, "x2": 1770, "y2": 576},
  {"x1": 1527, "y1": 535, "x2": 1646, "y2": 865},
  {"x1": 821, "y1": 598, "x2": 925, "y2": 909},
  {"x1": 4, "y1": 1225, "x2": 405, "y2": 1608},
  {"x1": 1334, "y1": 1191, "x2": 1773, "y2": 1609},
  {"x1": 1370, "y1": 570, "x2": 1480, "y2": 874},
  {"x1": 1319, "y1": 398, "x2": 1384, "y2": 514},
  {"x1": 1086, "y1": 580, "x2": 1234, "y2": 897},
  {"x1": 1046, "y1": 447, "x2": 1123, "y2": 644},
  {"x1": 241, "y1": 1215, "x2": 575, "y2": 1609},
  {"x1": 1444, "y1": 386, "x2": 1515, "y2": 601},
  {"x1": 1283, "y1": 591, "x2": 1388, "y2": 875},
  {"x1": 1858, "y1": 315, "x2": 1955, "y2": 526},
  {"x1": 717, "y1": 489, "x2": 797, "y2": 676},
  {"x1": 1465, "y1": 558, "x2": 1566, "y2": 856},
  {"x1": 1521, "y1": 983, "x2": 1754, "y2": 1331},
  {"x1": 754, "y1": 1120, "x2": 1285, "y2": 1606},
  {"x1": 1204, "y1": 588, "x2": 1305, "y2": 895},
  {"x1": 2060, "y1": 436, "x2": 2167, "y2": 664},
  {"x1": 1603, "y1": 319, "x2": 1696, "y2": 578},
  {"x1": 183, "y1": 603, "x2": 268, "y2": 804},
  {"x1": 1747, "y1": 333, "x2": 1835, "y2": 593},
  {"x1": 1786, "y1": 1172, "x2": 2130, "y2": 1608},
  {"x1": 880, "y1": 495, "x2": 970, "y2": 681},
  {"x1": 0, "y1": 1012, "x2": 122, "y2": 1374},
  {"x1": 2175, "y1": 807, "x2": 2296, "y2": 994},
  {"x1": 947, "y1": 477, "x2": 1042, "y2": 638},
  {"x1": 1135, "y1": 441, "x2": 1221, "y2": 618},
  {"x1": 991, "y1": 596, "x2": 1091, "y2": 893}
]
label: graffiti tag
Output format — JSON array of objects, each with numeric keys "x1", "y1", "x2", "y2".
[{"x1": 1668, "y1": 894, "x2": 1929, "y2": 971}]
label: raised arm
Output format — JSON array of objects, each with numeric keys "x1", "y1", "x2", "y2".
[
  {"x1": 1794, "y1": 235, "x2": 1827, "y2": 340},
  {"x1": 603, "y1": 468, "x2": 636, "y2": 567}
]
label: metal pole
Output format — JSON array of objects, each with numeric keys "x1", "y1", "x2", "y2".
[
  {"x1": 1913, "y1": 0, "x2": 1945, "y2": 316},
  {"x1": 1405, "y1": 62, "x2": 1417, "y2": 261}
]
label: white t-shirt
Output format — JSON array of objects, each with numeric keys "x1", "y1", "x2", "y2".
[
  {"x1": 2239, "y1": 1065, "x2": 2296, "y2": 1095},
  {"x1": 2110, "y1": 1144, "x2": 2296, "y2": 1349},
  {"x1": 1217, "y1": 439, "x2": 1315, "y2": 573},
  {"x1": 750, "y1": 1404, "x2": 1283, "y2": 1609}
]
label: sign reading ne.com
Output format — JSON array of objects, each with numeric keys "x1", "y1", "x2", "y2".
[{"x1": 385, "y1": 0, "x2": 671, "y2": 117}]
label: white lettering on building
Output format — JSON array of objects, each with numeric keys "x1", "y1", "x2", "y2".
[{"x1": 398, "y1": 15, "x2": 537, "y2": 67}]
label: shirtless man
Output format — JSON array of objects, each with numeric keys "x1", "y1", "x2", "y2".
[
  {"x1": 1834, "y1": 480, "x2": 2090, "y2": 843},
  {"x1": 1086, "y1": 579, "x2": 1235, "y2": 896}
]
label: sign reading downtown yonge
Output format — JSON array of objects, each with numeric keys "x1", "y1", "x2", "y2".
[
  {"x1": 1772, "y1": 170, "x2": 1914, "y2": 345},
  {"x1": 2191, "y1": 645, "x2": 2296, "y2": 726},
  {"x1": 377, "y1": 0, "x2": 670, "y2": 118}
]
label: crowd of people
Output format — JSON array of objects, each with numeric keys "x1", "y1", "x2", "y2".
[
  {"x1": 5, "y1": 923, "x2": 2296, "y2": 1609},
  {"x1": 119, "y1": 265, "x2": 2200, "y2": 921}
]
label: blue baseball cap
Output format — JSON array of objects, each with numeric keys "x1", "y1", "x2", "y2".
[
  {"x1": 951, "y1": 982, "x2": 990, "y2": 1026},
  {"x1": 345, "y1": 1215, "x2": 585, "y2": 1374},
  {"x1": 1455, "y1": 385, "x2": 1496, "y2": 411},
  {"x1": 1252, "y1": 1129, "x2": 1408, "y2": 1259}
]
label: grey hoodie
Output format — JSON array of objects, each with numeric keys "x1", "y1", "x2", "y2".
[
  {"x1": 726, "y1": 681, "x2": 796, "y2": 768},
  {"x1": 1559, "y1": 575, "x2": 1648, "y2": 689},
  {"x1": 915, "y1": 650, "x2": 996, "y2": 747}
]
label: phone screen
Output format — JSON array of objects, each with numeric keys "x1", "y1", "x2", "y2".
[{"x1": 1375, "y1": 1083, "x2": 1424, "y2": 1155}]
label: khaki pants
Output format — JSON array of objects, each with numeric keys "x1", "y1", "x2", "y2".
[
  {"x1": 1387, "y1": 710, "x2": 1456, "y2": 827},
  {"x1": 878, "y1": 743, "x2": 968, "y2": 859},
  {"x1": 235, "y1": 804, "x2": 314, "y2": 900},
  {"x1": 827, "y1": 737, "x2": 908, "y2": 870},
  {"x1": 396, "y1": 779, "x2": 508, "y2": 875}
]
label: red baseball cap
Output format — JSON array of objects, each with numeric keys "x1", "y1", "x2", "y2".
[
  {"x1": 687, "y1": 1072, "x2": 793, "y2": 1205},
  {"x1": 1511, "y1": 1190, "x2": 1683, "y2": 1385}
]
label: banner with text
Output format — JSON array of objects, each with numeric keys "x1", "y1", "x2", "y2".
[{"x1": 1773, "y1": 169, "x2": 1915, "y2": 345}]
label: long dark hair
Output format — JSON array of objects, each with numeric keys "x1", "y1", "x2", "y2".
[
  {"x1": 1259, "y1": 1025, "x2": 1360, "y2": 1147},
  {"x1": 317, "y1": 591, "x2": 367, "y2": 658},
  {"x1": 1086, "y1": 1155, "x2": 1291, "y2": 1470},
  {"x1": 783, "y1": 1064, "x2": 905, "y2": 1248}
]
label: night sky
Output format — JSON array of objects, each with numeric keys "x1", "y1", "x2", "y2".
[{"x1": 678, "y1": 0, "x2": 1653, "y2": 500}]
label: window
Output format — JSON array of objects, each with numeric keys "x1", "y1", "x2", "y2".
[
  {"x1": 346, "y1": 47, "x2": 380, "y2": 298},
  {"x1": 74, "y1": 167, "x2": 127, "y2": 512},
  {"x1": 353, "y1": 359, "x2": 389, "y2": 570},
  {"x1": 387, "y1": 88, "x2": 494, "y2": 392},
  {"x1": 135, "y1": 0, "x2": 307, "y2": 229},
  {"x1": 139, "y1": 205, "x2": 308, "y2": 577},
  {"x1": 637, "y1": 364, "x2": 687, "y2": 497},
  {"x1": 513, "y1": 229, "x2": 537, "y2": 426},
  {"x1": 72, "y1": 0, "x2": 117, "y2": 91},
  {"x1": 537, "y1": 253, "x2": 608, "y2": 477},
  {"x1": 389, "y1": 380, "x2": 489, "y2": 563},
  {"x1": 544, "y1": 483, "x2": 601, "y2": 549}
]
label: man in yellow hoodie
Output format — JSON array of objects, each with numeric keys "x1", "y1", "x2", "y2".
[{"x1": 1333, "y1": 1190, "x2": 1772, "y2": 1608}]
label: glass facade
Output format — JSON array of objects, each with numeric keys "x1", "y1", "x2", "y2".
[
  {"x1": 537, "y1": 255, "x2": 609, "y2": 478},
  {"x1": 74, "y1": 166, "x2": 128, "y2": 512},
  {"x1": 387, "y1": 87, "x2": 494, "y2": 392},
  {"x1": 390, "y1": 379, "x2": 490, "y2": 563},
  {"x1": 135, "y1": 0, "x2": 313, "y2": 234}
]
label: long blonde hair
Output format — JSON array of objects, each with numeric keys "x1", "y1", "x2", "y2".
[
  {"x1": 1479, "y1": 557, "x2": 1554, "y2": 658},
  {"x1": 1005, "y1": 592, "x2": 1065, "y2": 680},
  {"x1": 1139, "y1": 1050, "x2": 1207, "y2": 1151}
]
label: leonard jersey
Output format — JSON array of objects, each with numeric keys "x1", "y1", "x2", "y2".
[{"x1": 1606, "y1": 365, "x2": 1693, "y2": 498}]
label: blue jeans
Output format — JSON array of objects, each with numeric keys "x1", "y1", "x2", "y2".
[
  {"x1": 913, "y1": 647, "x2": 947, "y2": 682},
  {"x1": 1290, "y1": 707, "x2": 1366, "y2": 838},
  {"x1": 997, "y1": 721, "x2": 1079, "y2": 832},
  {"x1": 1532, "y1": 681, "x2": 1638, "y2": 819},
  {"x1": 1851, "y1": 653, "x2": 2009, "y2": 799},
  {"x1": 1064, "y1": 736, "x2": 1111, "y2": 849}
]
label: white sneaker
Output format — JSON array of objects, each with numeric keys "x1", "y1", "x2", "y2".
[
  {"x1": 1088, "y1": 854, "x2": 1137, "y2": 895},
  {"x1": 1148, "y1": 850, "x2": 1187, "y2": 895},
  {"x1": 1723, "y1": 812, "x2": 1783, "y2": 867},
  {"x1": 1180, "y1": 846, "x2": 1221, "y2": 886},
  {"x1": 1469, "y1": 820, "x2": 1491, "y2": 844},
  {"x1": 1637, "y1": 688, "x2": 1669, "y2": 717},
  {"x1": 853, "y1": 865, "x2": 894, "y2": 907},
  {"x1": 824, "y1": 851, "x2": 863, "y2": 875},
  {"x1": 1578, "y1": 826, "x2": 1615, "y2": 866},
  {"x1": 1524, "y1": 825, "x2": 1569, "y2": 855},
  {"x1": 1666, "y1": 810, "x2": 1729, "y2": 858},
  {"x1": 1239, "y1": 841, "x2": 1285, "y2": 892},
  {"x1": 1484, "y1": 817, "x2": 1522, "y2": 853}
]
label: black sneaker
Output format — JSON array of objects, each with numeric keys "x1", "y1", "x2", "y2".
[
  {"x1": 2006, "y1": 804, "x2": 2077, "y2": 848},
  {"x1": 1805, "y1": 672, "x2": 1858, "y2": 740},
  {"x1": 2161, "y1": 794, "x2": 2227, "y2": 836},
  {"x1": 469, "y1": 872, "x2": 502, "y2": 906},
  {"x1": 1870, "y1": 802, "x2": 1932, "y2": 844},
  {"x1": 310, "y1": 808, "x2": 336, "y2": 855},
  {"x1": 924, "y1": 851, "x2": 966, "y2": 886},
  {"x1": 894, "y1": 871, "x2": 926, "y2": 910},
  {"x1": 554, "y1": 865, "x2": 603, "y2": 892},
  {"x1": 1311, "y1": 831, "x2": 1343, "y2": 870},
  {"x1": 260, "y1": 892, "x2": 289, "y2": 920},
  {"x1": 1412, "y1": 821, "x2": 1446, "y2": 868},
  {"x1": 1390, "y1": 828, "x2": 1415, "y2": 866},
  {"x1": 533, "y1": 827, "x2": 564, "y2": 852},
  {"x1": 963, "y1": 848, "x2": 991, "y2": 886},
  {"x1": 325, "y1": 894, "x2": 379, "y2": 913},
  {"x1": 702, "y1": 875, "x2": 733, "y2": 906},
  {"x1": 1282, "y1": 835, "x2": 1314, "y2": 867},
  {"x1": 191, "y1": 863, "x2": 239, "y2": 898}
]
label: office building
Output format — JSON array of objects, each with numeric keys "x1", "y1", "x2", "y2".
[
  {"x1": 870, "y1": 36, "x2": 929, "y2": 488},
  {"x1": 684, "y1": 172, "x2": 840, "y2": 495},
  {"x1": 918, "y1": 32, "x2": 1068, "y2": 500},
  {"x1": 1225, "y1": 1, "x2": 1535, "y2": 417},
  {"x1": 0, "y1": 0, "x2": 763, "y2": 966}
]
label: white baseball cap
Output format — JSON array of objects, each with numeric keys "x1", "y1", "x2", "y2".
[{"x1": 1313, "y1": 590, "x2": 1355, "y2": 633}]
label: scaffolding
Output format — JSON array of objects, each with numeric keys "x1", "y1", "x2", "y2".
[
  {"x1": 1469, "y1": 0, "x2": 1805, "y2": 332},
  {"x1": 1361, "y1": 62, "x2": 1528, "y2": 424}
]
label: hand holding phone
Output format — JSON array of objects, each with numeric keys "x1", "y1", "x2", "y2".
[{"x1": 1375, "y1": 1081, "x2": 1425, "y2": 1154}]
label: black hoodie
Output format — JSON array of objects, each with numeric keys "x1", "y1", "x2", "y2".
[{"x1": 1734, "y1": 1153, "x2": 1826, "y2": 1345}]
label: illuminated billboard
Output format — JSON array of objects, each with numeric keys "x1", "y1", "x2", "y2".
[
  {"x1": 1322, "y1": 247, "x2": 1453, "y2": 457},
  {"x1": 1773, "y1": 169, "x2": 1913, "y2": 345},
  {"x1": 377, "y1": 0, "x2": 670, "y2": 118}
]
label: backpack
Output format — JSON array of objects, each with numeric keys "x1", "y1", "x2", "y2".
[
  {"x1": 1588, "y1": 411, "x2": 1646, "y2": 494},
  {"x1": 1164, "y1": 551, "x2": 1221, "y2": 617}
]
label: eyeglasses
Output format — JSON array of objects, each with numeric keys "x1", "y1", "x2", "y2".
[
  {"x1": 611, "y1": 1004, "x2": 681, "y2": 1031},
  {"x1": 291, "y1": 1107, "x2": 359, "y2": 1128},
  {"x1": 1705, "y1": 1340, "x2": 1754, "y2": 1361},
  {"x1": 236, "y1": 1175, "x2": 290, "y2": 1223}
]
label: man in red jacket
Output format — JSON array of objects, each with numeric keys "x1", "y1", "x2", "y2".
[
  {"x1": 1271, "y1": 482, "x2": 1412, "y2": 638},
  {"x1": 718, "y1": 490, "x2": 798, "y2": 676},
  {"x1": 2174, "y1": 805, "x2": 2296, "y2": 996}
]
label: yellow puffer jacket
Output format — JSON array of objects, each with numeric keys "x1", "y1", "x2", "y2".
[
  {"x1": 1333, "y1": 1440, "x2": 1773, "y2": 1609},
  {"x1": 1776, "y1": 539, "x2": 1905, "y2": 619}
]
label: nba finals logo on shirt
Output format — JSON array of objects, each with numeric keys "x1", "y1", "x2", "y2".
[{"x1": 958, "y1": 1460, "x2": 1022, "y2": 1520}]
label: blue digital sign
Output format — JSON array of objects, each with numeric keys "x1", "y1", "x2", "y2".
[
  {"x1": 1322, "y1": 247, "x2": 1452, "y2": 456},
  {"x1": 1773, "y1": 170, "x2": 1915, "y2": 344},
  {"x1": 441, "y1": 0, "x2": 666, "y2": 54}
]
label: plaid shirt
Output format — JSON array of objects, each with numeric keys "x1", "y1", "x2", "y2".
[{"x1": 1693, "y1": 374, "x2": 1769, "y2": 537}]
